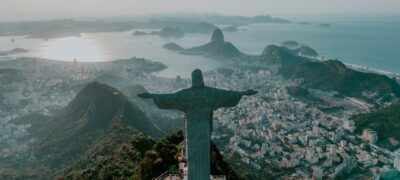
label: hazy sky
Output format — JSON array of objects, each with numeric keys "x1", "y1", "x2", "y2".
[{"x1": 1, "y1": 0, "x2": 399, "y2": 21}]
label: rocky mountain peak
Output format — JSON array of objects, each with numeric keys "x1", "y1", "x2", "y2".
[{"x1": 211, "y1": 28, "x2": 224, "y2": 43}]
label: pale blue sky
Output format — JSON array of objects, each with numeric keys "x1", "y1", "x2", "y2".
[{"x1": 1, "y1": 0, "x2": 399, "y2": 21}]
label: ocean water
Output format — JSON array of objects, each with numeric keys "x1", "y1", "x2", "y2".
[
  {"x1": 0, "y1": 31, "x2": 224, "y2": 78},
  {"x1": 0, "y1": 16, "x2": 399, "y2": 77},
  {"x1": 225, "y1": 17, "x2": 400, "y2": 74}
]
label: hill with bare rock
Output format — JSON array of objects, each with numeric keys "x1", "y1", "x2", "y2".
[{"x1": 164, "y1": 28, "x2": 248, "y2": 60}]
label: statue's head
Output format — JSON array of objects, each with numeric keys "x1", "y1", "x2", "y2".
[{"x1": 191, "y1": 69, "x2": 204, "y2": 88}]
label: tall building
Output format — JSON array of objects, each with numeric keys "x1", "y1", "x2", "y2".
[
  {"x1": 328, "y1": 144, "x2": 337, "y2": 155},
  {"x1": 312, "y1": 166, "x2": 323, "y2": 180},
  {"x1": 369, "y1": 132, "x2": 378, "y2": 144},
  {"x1": 343, "y1": 120, "x2": 355, "y2": 132},
  {"x1": 340, "y1": 140, "x2": 347, "y2": 148},
  {"x1": 312, "y1": 126, "x2": 320, "y2": 136},
  {"x1": 331, "y1": 132, "x2": 340, "y2": 142},
  {"x1": 362, "y1": 129, "x2": 378, "y2": 144}
]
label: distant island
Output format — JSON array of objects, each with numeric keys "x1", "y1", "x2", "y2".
[
  {"x1": 0, "y1": 15, "x2": 290, "y2": 39},
  {"x1": 162, "y1": 42, "x2": 184, "y2": 51},
  {"x1": 204, "y1": 14, "x2": 291, "y2": 24},
  {"x1": 320, "y1": 23, "x2": 332, "y2": 28},
  {"x1": 133, "y1": 27, "x2": 185, "y2": 38},
  {"x1": 222, "y1": 25, "x2": 239, "y2": 32},
  {"x1": 0, "y1": 19, "x2": 216, "y2": 39},
  {"x1": 0, "y1": 14, "x2": 292, "y2": 39},
  {"x1": 0, "y1": 48, "x2": 29, "y2": 56}
]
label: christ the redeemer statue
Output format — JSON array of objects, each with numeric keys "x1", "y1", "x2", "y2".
[{"x1": 138, "y1": 69, "x2": 257, "y2": 180}]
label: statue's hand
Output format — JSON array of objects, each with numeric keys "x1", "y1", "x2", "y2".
[
  {"x1": 138, "y1": 92, "x2": 152, "y2": 98},
  {"x1": 243, "y1": 89, "x2": 258, "y2": 96}
]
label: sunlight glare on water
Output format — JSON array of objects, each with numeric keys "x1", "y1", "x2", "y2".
[{"x1": 39, "y1": 34, "x2": 106, "y2": 62}]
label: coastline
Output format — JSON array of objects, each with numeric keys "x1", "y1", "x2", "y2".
[
  {"x1": 344, "y1": 62, "x2": 400, "y2": 78},
  {"x1": 309, "y1": 55, "x2": 400, "y2": 79}
]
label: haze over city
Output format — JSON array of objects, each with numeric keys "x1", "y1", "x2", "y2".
[{"x1": 1, "y1": 0, "x2": 400, "y2": 21}]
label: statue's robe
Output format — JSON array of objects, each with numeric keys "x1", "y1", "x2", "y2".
[{"x1": 152, "y1": 87, "x2": 242, "y2": 180}]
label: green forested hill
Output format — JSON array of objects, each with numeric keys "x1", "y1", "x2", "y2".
[
  {"x1": 59, "y1": 131, "x2": 242, "y2": 180},
  {"x1": 353, "y1": 104, "x2": 400, "y2": 150},
  {"x1": 282, "y1": 60, "x2": 400, "y2": 103}
]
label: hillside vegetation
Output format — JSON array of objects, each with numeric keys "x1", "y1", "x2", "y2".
[{"x1": 353, "y1": 104, "x2": 400, "y2": 150}]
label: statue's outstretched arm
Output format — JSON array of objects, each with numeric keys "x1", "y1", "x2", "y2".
[
  {"x1": 138, "y1": 91, "x2": 185, "y2": 110},
  {"x1": 242, "y1": 89, "x2": 258, "y2": 96},
  {"x1": 210, "y1": 88, "x2": 256, "y2": 109}
]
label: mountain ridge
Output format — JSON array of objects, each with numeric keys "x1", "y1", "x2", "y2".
[
  {"x1": 9, "y1": 82, "x2": 163, "y2": 178},
  {"x1": 164, "y1": 28, "x2": 246, "y2": 59},
  {"x1": 281, "y1": 60, "x2": 400, "y2": 104}
]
